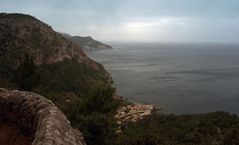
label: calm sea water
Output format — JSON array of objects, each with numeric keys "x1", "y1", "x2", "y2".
[{"x1": 88, "y1": 42, "x2": 239, "y2": 115}]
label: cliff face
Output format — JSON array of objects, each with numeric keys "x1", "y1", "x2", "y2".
[
  {"x1": 0, "y1": 88, "x2": 86, "y2": 145},
  {"x1": 0, "y1": 13, "x2": 97, "y2": 67}
]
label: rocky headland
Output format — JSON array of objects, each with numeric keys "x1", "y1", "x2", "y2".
[{"x1": 61, "y1": 33, "x2": 112, "y2": 51}]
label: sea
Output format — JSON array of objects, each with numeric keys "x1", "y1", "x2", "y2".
[{"x1": 88, "y1": 42, "x2": 239, "y2": 115}]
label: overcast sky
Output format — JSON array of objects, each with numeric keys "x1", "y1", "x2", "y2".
[{"x1": 1, "y1": 0, "x2": 239, "y2": 42}]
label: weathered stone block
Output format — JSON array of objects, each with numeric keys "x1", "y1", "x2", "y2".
[{"x1": 0, "y1": 88, "x2": 86, "y2": 145}]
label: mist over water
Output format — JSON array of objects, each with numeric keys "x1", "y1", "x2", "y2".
[{"x1": 88, "y1": 43, "x2": 239, "y2": 115}]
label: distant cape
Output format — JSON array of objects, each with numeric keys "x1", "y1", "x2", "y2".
[{"x1": 60, "y1": 33, "x2": 112, "y2": 51}]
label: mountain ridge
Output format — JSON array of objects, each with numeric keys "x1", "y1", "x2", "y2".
[{"x1": 0, "y1": 13, "x2": 99, "y2": 67}]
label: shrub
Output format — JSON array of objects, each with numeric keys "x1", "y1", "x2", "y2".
[
  {"x1": 80, "y1": 85, "x2": 119, "y2": 114},
  {"x1": 15, "y1": 54, "x2": 38, "y2": 91}
]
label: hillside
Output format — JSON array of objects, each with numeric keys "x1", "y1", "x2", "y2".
[
  {"x1": 61, "y1": 33, "x2": 112, "y2": 51},
  {"x1": 0, "y1": 13, "x2": 112, "y2": 97},
  {"x1": 0, "y1": 13, "x2": 120, "y2": 145}
]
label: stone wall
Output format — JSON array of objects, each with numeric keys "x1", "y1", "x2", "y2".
[{"x1": 0, "y1": 88, "x2": 86, "y2": 145}]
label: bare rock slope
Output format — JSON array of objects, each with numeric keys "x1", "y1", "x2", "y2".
[{"x1": 0, "y1": 13, "x2": 92, "y2": 66}]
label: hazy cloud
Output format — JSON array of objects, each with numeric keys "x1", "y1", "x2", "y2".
[{"x1": 1, "y1": 0, "x2": 239, "y2": 42}]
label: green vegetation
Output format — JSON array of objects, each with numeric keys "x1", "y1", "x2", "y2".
[
  {"x1": 0, "y1": 55, "x2": 109, "y2": 100},
  {"x1": 0, "y1": 54, "x2": 120, "y2": 145},
  {"x1": 80, "y1": 85, "x2": 118, "y2": 114},
  {"x1": 15, "y1": 54, "x2": 38, "y2": 91},
  {"x1": 61, "y1": 85, "x2": 120, "y2": 145},
  {"x1": 109, "y1": 112, "x2": 239, "y2": 145},
  {"x1": 35, "y1": 57, "x2": 108, "y2": 97},
  {"x1": 1, "y1": 54, "x2": 239, "y2": 145}
]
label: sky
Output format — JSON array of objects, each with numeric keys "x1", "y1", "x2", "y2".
[{"x1": 1, "y1": 0, "x2": 239, "y2": 42}]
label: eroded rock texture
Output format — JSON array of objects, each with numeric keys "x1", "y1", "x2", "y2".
[{"x1": 0, "y1": 88, "x2": 86, "y2": 145}]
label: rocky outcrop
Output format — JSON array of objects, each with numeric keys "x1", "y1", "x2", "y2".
[
  {"x1": 115, "y1": 103, "x2": 159, "y2": 133},
  {"x1": 115, "y1": 103, "x2": 157, "y2": 124},
  {"x1": 0, "y1": 88, "x2": 86, "y2": 145}
]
